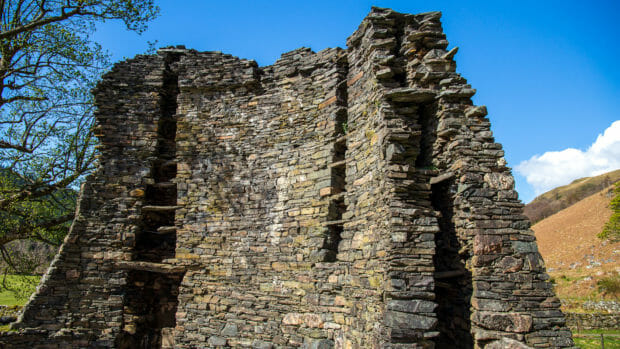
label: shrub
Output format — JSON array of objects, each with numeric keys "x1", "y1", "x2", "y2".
[
  {"x1": 598, "y1": 182, "x2": 620, "y2": 242},
  {"x1": 597, "y1": 275, "x2": 620, "y2": 298}
]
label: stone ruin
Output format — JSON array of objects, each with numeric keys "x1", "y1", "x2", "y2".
[{"x1": 2, "y1": 7, "x2": 576, "y2": 349}]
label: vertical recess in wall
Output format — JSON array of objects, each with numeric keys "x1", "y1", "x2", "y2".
[
  {"x1": 424, "y1": 92, "x2": 473, "y2": 349},
  {"x1": 321, "y1": 54, "x2": 349, "y2": 262},
  {"x1": 430, "y1": 177, "x2": 473, "y2": 348},
  {"x1": 119, "y1": 51, "x2": 186, "y2": 349},
  {"x1": 414, "y1": 103, "x2": 438, "y2": 169},
  {"x1": 136, "y1": 52, "x2": 181, "y2": 263}
]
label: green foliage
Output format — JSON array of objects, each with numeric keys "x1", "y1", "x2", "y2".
[
  {"x1": 598, "y1": 182, "x2": 620, "y2": 242},
  {"x1": 0, "y1": 274, "x2": 39, "y2": 305},
  {"x1": 0, "y1": 168, "x2": 77, "y2": 273},
  {"x1": 0, "y1": 0, "x2": 158, "y2": 275}
]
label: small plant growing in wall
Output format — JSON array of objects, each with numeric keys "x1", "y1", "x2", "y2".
[{"x1": 341, "y1": 121, "x2": 356, "y2": 135}]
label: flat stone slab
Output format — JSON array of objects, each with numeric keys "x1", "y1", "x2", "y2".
[
  {"x1": 115, "y1": 261, "x2": 185, "y2": 274},
  {"x1": 141, "y1": 205, "x2": 181, "y2": 212},
  {"x1": 385, "y1": 88, "x2": 436, "y2": 103}
]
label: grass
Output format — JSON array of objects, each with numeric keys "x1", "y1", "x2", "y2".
[
  {"x1": 548, "y1": 267, "x2": 620, "y2": 310},
  {"x1": 0, "y1": 274, "x2": 40, "y2": 306},
  {"x1": 0, "y1": 324, "x2": 14, "y2": 332},
  {"x1": 573, "y1": 329, "x2": 620, "y2": 349}
]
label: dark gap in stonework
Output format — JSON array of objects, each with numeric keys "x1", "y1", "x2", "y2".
[
  {"x1": 118, "y1": 271, "x2": 183, "y2": 349},
  {"x1": 119, "y1": 51, "x2": 185, "y2": 349},
  {"x1": 391, "y1": 15, "x2": 408, "y2": 86},
  {"x1": 415, "y1": 102, "x2": 438, "y2": 169},
  {"x1": 321, "y1": 57, "x2": 348, "y2": 262},
  {"x1": 431, "y1": 178, "x2": 473, "y2": 349},
  {"x1": 135, "y1": 52, "x2": 181, "y2": 263}
]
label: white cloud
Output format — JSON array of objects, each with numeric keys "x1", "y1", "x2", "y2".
[{"x1": 515, "y1": 120, "x2": 620, "y2": 195}]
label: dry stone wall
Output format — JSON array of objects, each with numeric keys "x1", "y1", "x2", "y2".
[
  {"x1": 565, "y1": 312, "x2": 620, "y2": 331},
  {"x1": 1, "y1": 7, "x2": 575, "y2": 349}
]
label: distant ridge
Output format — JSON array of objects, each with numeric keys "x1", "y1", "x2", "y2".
[{"x1": 523, "y1": 169, "x2": 620, "y2": 224}]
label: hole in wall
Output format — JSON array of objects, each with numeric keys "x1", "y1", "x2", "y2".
[
  {"x1": 122, "y1": 51, "x2": 185, "y2": 348},
  {"x1": 117, "y1": 270, "x2": 185, "y2": 349},
  {"x1": 431, "y1": 178, "x2": 473, "y2": 349},
  {"x1": 415, "y1": 103, "x2": 438, "y2": 169}
]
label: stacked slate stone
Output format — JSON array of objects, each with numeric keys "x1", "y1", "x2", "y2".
[{"x1": 1, "y1": 7, "x2": 575, "y2": 349}]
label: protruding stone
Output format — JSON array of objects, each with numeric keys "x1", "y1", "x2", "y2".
[
  {"x1": 465, "y1": 105, "x2": 488, "y2": 118},
  {"x1": 442, "y1": 46, "x2": 459, "y2": 60},
  {"x1": 115, "y1": 261, "x2": 185, "y2": 274},
  {"x1": 385, "y1": 88, "x2": 436, "y2": 103}
]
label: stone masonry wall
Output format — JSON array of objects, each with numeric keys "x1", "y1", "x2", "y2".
[
  {"x1": 565, "y1": 312, "x2": 620, "y2": 331},
  {"x1": 1, "y1": 7, "x2": 575, "y2": 349}
]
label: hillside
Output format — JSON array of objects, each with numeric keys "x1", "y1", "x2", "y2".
[
  {"x1": 532, "y1": 185, "x2": 619, "y2": 300},
  {"x1": 524, "y1": 169, "x2": 620, "y2": 223}
]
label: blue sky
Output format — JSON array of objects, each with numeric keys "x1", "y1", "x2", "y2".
[{"x1": 93, "y1": 0, "x2": 620, "y2": 203}]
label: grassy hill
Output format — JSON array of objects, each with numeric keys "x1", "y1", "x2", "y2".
[
  {"x1": 524, "y1": 169, "x2": 620, "y2": 224},
  {"x1": 531, "y1": 184, "x2": 619, "y2": 304}
]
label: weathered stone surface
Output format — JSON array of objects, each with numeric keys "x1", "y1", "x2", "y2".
[
  {"x1": 221, "y1": 323, "x2": 238, "y2": 337},
  {"x1": 385, "y1": 311, "x2": 438, "y2": 330},
  {"x1": 484, "y1": 172, "x2": 514, "y2": 190},
  {"x1": 2, "y1": 6, "x2": 575, "y2": 349},
  {"x1": 385, "y1": 87, "x2": 436, "y2": 103},
  {"x1": 208, "y1": 336, "x2": 227, "y2": 346},
  {"x1": 486, "y1": 337, "x2": 533, "y2": 349},
  {"x1": 473, "y1": 312, "x2": 533, "y2": 333},
  {"x1": 565, "y1": 312, "x2": 620, "y2": 330},
  {"x1": 474, "y1": 234, "x2": 503, "y2": 254},
  {"x1": 387, "y1": 300, "x2": 437, "y2": 314},
  {"x1": 303, "y1": 338, "x2": 334, "y2": 349},
  {"x1": 498, "y1": 255, "x2": 524, "y2": 273}
]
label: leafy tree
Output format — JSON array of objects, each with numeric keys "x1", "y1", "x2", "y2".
[
  {"x1": 0, "y1": 0, "x2": 159, "y2": 274},
  {"x1": 599, "y1": 182, "x2": 620, "y2": 242}
]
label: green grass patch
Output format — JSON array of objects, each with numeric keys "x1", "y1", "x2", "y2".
[
  {"x1": 574, "y1": 336, "x2": 620, "y2": 349},
  {"x1": 0, "y1": 274, "x2": 40, "y2": 306},
  {"x1": 573, "y1": 329, "x2": 620, "y2": 348},
  {"x1": 576, "y1": 329, "x2": 620, "y2": 335},
  {"x1": 0, "y1": 324, "x2": 15, "y2": 333}
]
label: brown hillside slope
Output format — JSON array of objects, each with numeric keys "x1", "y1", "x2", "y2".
[
  {"x1": 532, "y1": 186, "x2": 619, "y2": 299},
  {"x1": 524, "y1": 169, "x2": 620, "y2": 223},
  {"x1": 533, "y1": 185, "x2": 618, "y2": 271}
]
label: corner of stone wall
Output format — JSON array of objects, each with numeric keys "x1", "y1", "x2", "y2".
[
  {"x1": 395, "y1": 10, "x2": 576, "y2": 348},
  {"x1": 6, "y1": 53, "x2": 171, "y2": 347}
]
